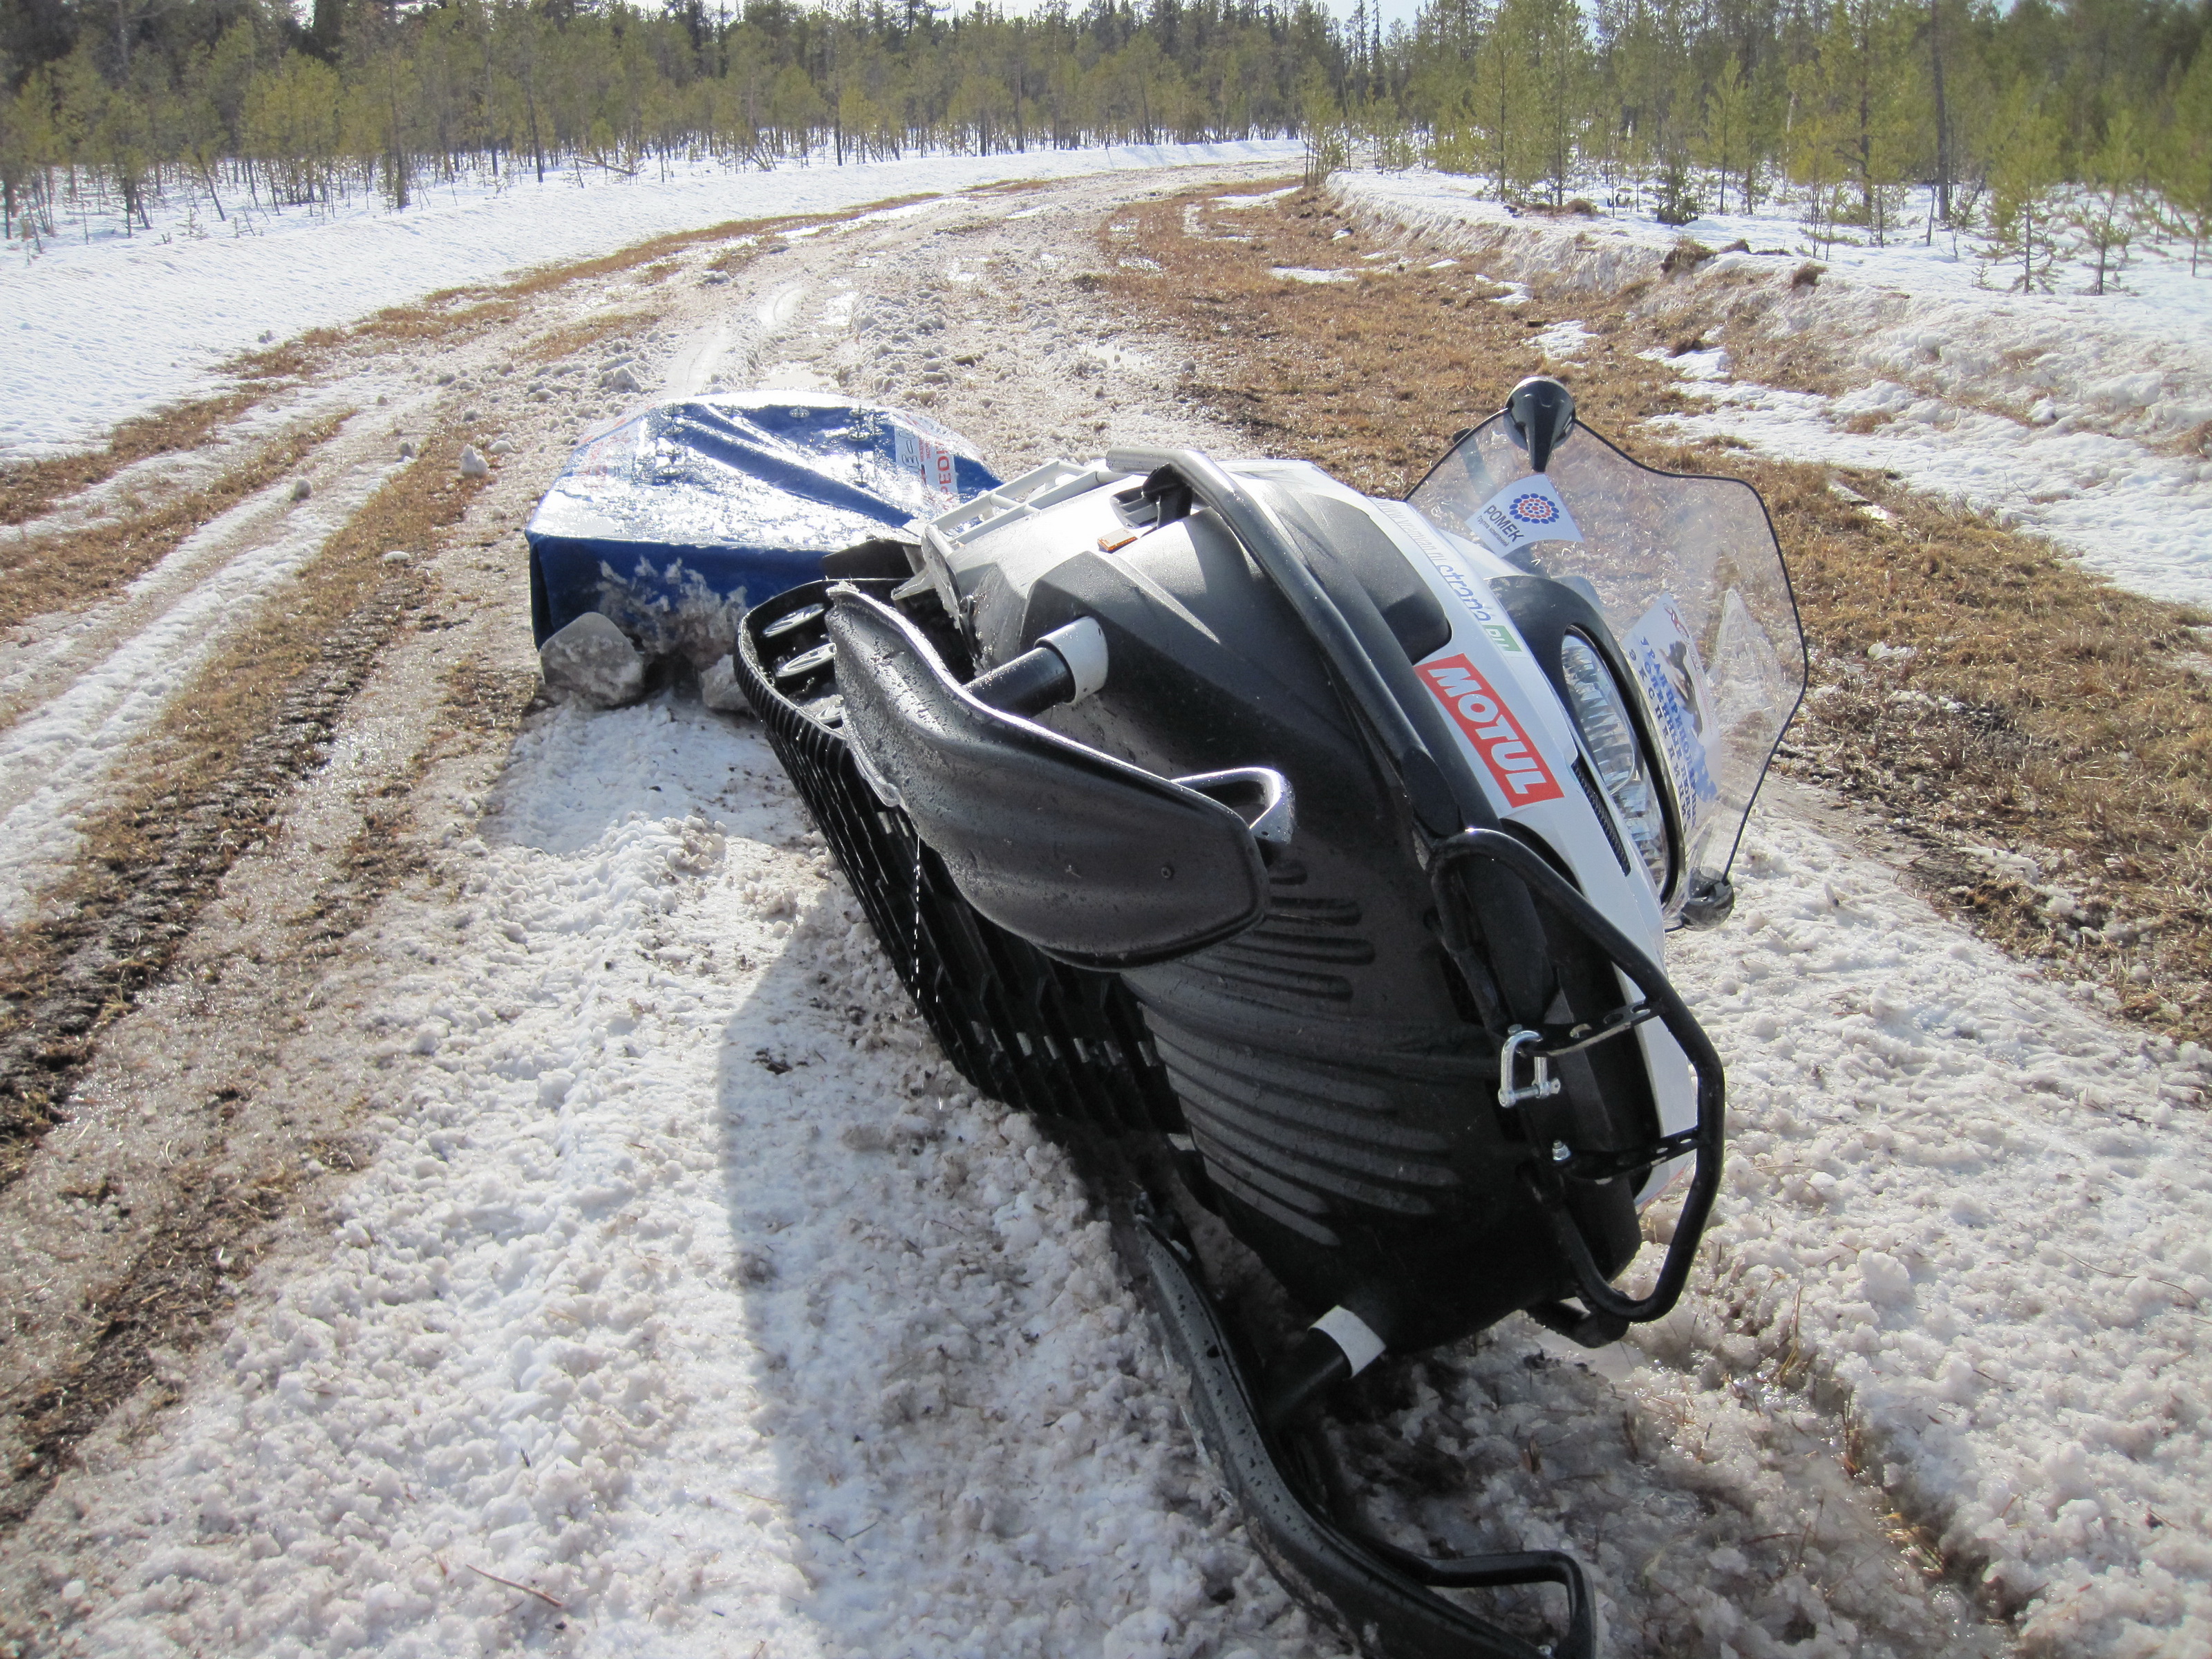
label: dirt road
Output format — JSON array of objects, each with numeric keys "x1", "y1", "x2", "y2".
[{"x1": 0, "y1": 165, "x2": 2148, "y2": 1657}]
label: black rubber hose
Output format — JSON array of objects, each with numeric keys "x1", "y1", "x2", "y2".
[{"x1": 966, "y1": 644, "x2": 1076, "y2": 715}]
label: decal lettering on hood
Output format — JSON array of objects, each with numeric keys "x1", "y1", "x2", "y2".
[
  {"x1": 1417, "y1": 656, "x2": 1565, "y2": 805},
  {"x1": 894, "y1": 425, "x2": 959, "y2": 500}
]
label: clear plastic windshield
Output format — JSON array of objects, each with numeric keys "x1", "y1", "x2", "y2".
[{"x1": 1407, "y1": 413, "x2": 1806, "y2": 886}]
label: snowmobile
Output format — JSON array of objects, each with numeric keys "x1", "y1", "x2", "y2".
[{"x1": 727, "y1": 377, "x2": 1806, "y2": 1658}]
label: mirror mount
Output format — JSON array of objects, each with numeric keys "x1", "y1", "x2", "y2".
[{"x1": 1505, "y1": 376, "x2": 1577, "y2": 473}]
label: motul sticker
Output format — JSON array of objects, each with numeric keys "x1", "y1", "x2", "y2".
[{"x1": 1418, "y1": 656, "x2": 1565, "y2": 805}]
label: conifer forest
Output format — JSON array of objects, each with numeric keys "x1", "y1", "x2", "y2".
[{"x1": 3, "y1": 0, "x2": 2209, "y2": 292}]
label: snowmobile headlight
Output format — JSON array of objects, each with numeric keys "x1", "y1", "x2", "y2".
[{"x1": 1558, "y1": 632, "x2": 1670, "y2": 897}]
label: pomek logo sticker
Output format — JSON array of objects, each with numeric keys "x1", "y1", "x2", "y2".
[
  {"x1": 1470, "y1": 475, "x2": 1584, "y2": 554},
  {"x1": 1418, "y1": 656, "x2": 1564, "y2": 805}
]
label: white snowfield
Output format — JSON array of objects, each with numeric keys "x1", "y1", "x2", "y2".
[
  {"x1": 0, "y1": 139, "x2": 1297, "y2": 462},
  {"x1": 1335, "y1": 169, "x2": 2212, "y2": 609}
]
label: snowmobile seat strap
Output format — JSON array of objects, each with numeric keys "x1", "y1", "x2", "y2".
[{"x1": 823, "y1": 588, "x2": 1271, "y2": 971}]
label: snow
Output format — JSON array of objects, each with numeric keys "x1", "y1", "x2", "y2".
[
  {"x1": 1665, "y1": 794, "x2": 2212, "y2": 1654},
  {"x1": 1334, "y1": 169, "x2": 2212, "y2": 609},
  {"x1": 43, "y1": 697, "x2": 1330, "y2": 1658},
  {"x1": 0, "y1": 141, "x2": 1297, "y2": 463},
  {"x1": 1530, "y1": 317, "x2": 1593, "y2": 362}
]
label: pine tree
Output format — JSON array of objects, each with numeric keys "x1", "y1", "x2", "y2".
[
  {"x1": 1978, "y1": 77, "x2": 2065, "y2": 291},
  {"x1": 2155, "y1": 46, "x2": 2212, "y2": 273},
  {"x1": 1826, "y1": 0, "x2": 1920, "y2": 245},
  {"x1": 1694, "y1": 55, "x2": 1756, "y2": 214},
  {"x1": 0, "y1": 69, "x2": 64, "y2": 241},
  {"x1": 2073, "y1": 106, "x2": 2146, "y2": 293},
  {"x1": 1785, "y1": 57, "x2": 1846, "y2": 254}
]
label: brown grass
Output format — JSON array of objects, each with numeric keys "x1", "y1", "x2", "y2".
[
  {"x1": 0, "y1": 346, "x2": 311, "y2": 529},
  {"x1": 521, "y1": 310, "x2": 662, "y2": 366},
  {"x1": 353, "y1": 297, "x2": 522, "y2": 345},
  {"x1": 0, "y1": 410, "x2": 350, "y2": 639},
  {"x1": 1110, "y1": 182, "x2": 2212, "y2": 1041}
]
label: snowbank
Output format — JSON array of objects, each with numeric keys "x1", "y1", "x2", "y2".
[
  {"x1": 1667, "y1": 799, "x2": 2212, "y2": 1655},
  {"x1": 1, "y1": 141, "x2": 1297, "y2": 462},
  {"x1": 1333, "y1": 169, "x2": 2212, "y2": 609}
]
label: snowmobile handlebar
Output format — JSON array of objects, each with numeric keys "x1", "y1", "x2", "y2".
[{"x1": 1430, "y1": 829, "x2": 1725, "y2": 1331}]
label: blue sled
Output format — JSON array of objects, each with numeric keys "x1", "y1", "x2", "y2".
[{"x1": 526, "y1": 393, "x2": 1000, "y2": 666}]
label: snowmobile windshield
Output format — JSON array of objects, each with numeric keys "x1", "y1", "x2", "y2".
[{"x1": 1407, "y1": 413, "x2": 1807, "y2": 890}]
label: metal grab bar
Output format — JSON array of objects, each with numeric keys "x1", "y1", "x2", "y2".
[{"x1": 1430, "y1": 828, "x2": 1727, "y2": 1327}]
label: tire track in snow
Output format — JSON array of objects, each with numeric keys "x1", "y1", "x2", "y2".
[{"x1": 0, "y1": 440, "x2": 397, "y2": 925}]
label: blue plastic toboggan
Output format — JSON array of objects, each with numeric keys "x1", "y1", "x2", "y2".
[{"x1": 525, "y1": 393, "x2": 1000, "y2": 664}]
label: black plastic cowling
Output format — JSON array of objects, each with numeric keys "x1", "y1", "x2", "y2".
[{"x1": 825, "y1": 587, "x2": 1273, "y2": 970}]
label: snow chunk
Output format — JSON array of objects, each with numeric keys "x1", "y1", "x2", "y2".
[
  {"x1": 1530, "y1": 319, "x2": 1593, "y2": 361},
  {"x1": 700, "y1": 654, "x2": 749, "y2": 715},
  {"x1": 538, "y1": 612, "x2": 644, "y2": 707},
  {"x1": 1858, "y1": 1250, "x2": 1915, "y2": 1306}
]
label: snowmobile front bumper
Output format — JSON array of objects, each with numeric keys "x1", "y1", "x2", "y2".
[
  {"x1": 1428, "y1": 830, "x2": 1726, "y2": 1340},
  {"x1": 1136, "y1": 1212, "x2": 1598, "y2": 1659}
]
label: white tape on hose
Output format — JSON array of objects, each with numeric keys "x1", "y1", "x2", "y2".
[
  {"x1": 1040, "y1": 617, "x2": 1109, "y2": 703},
  {"x1": 1312, "y1": 1305, "x2": 1386, "y2": 1376}
]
